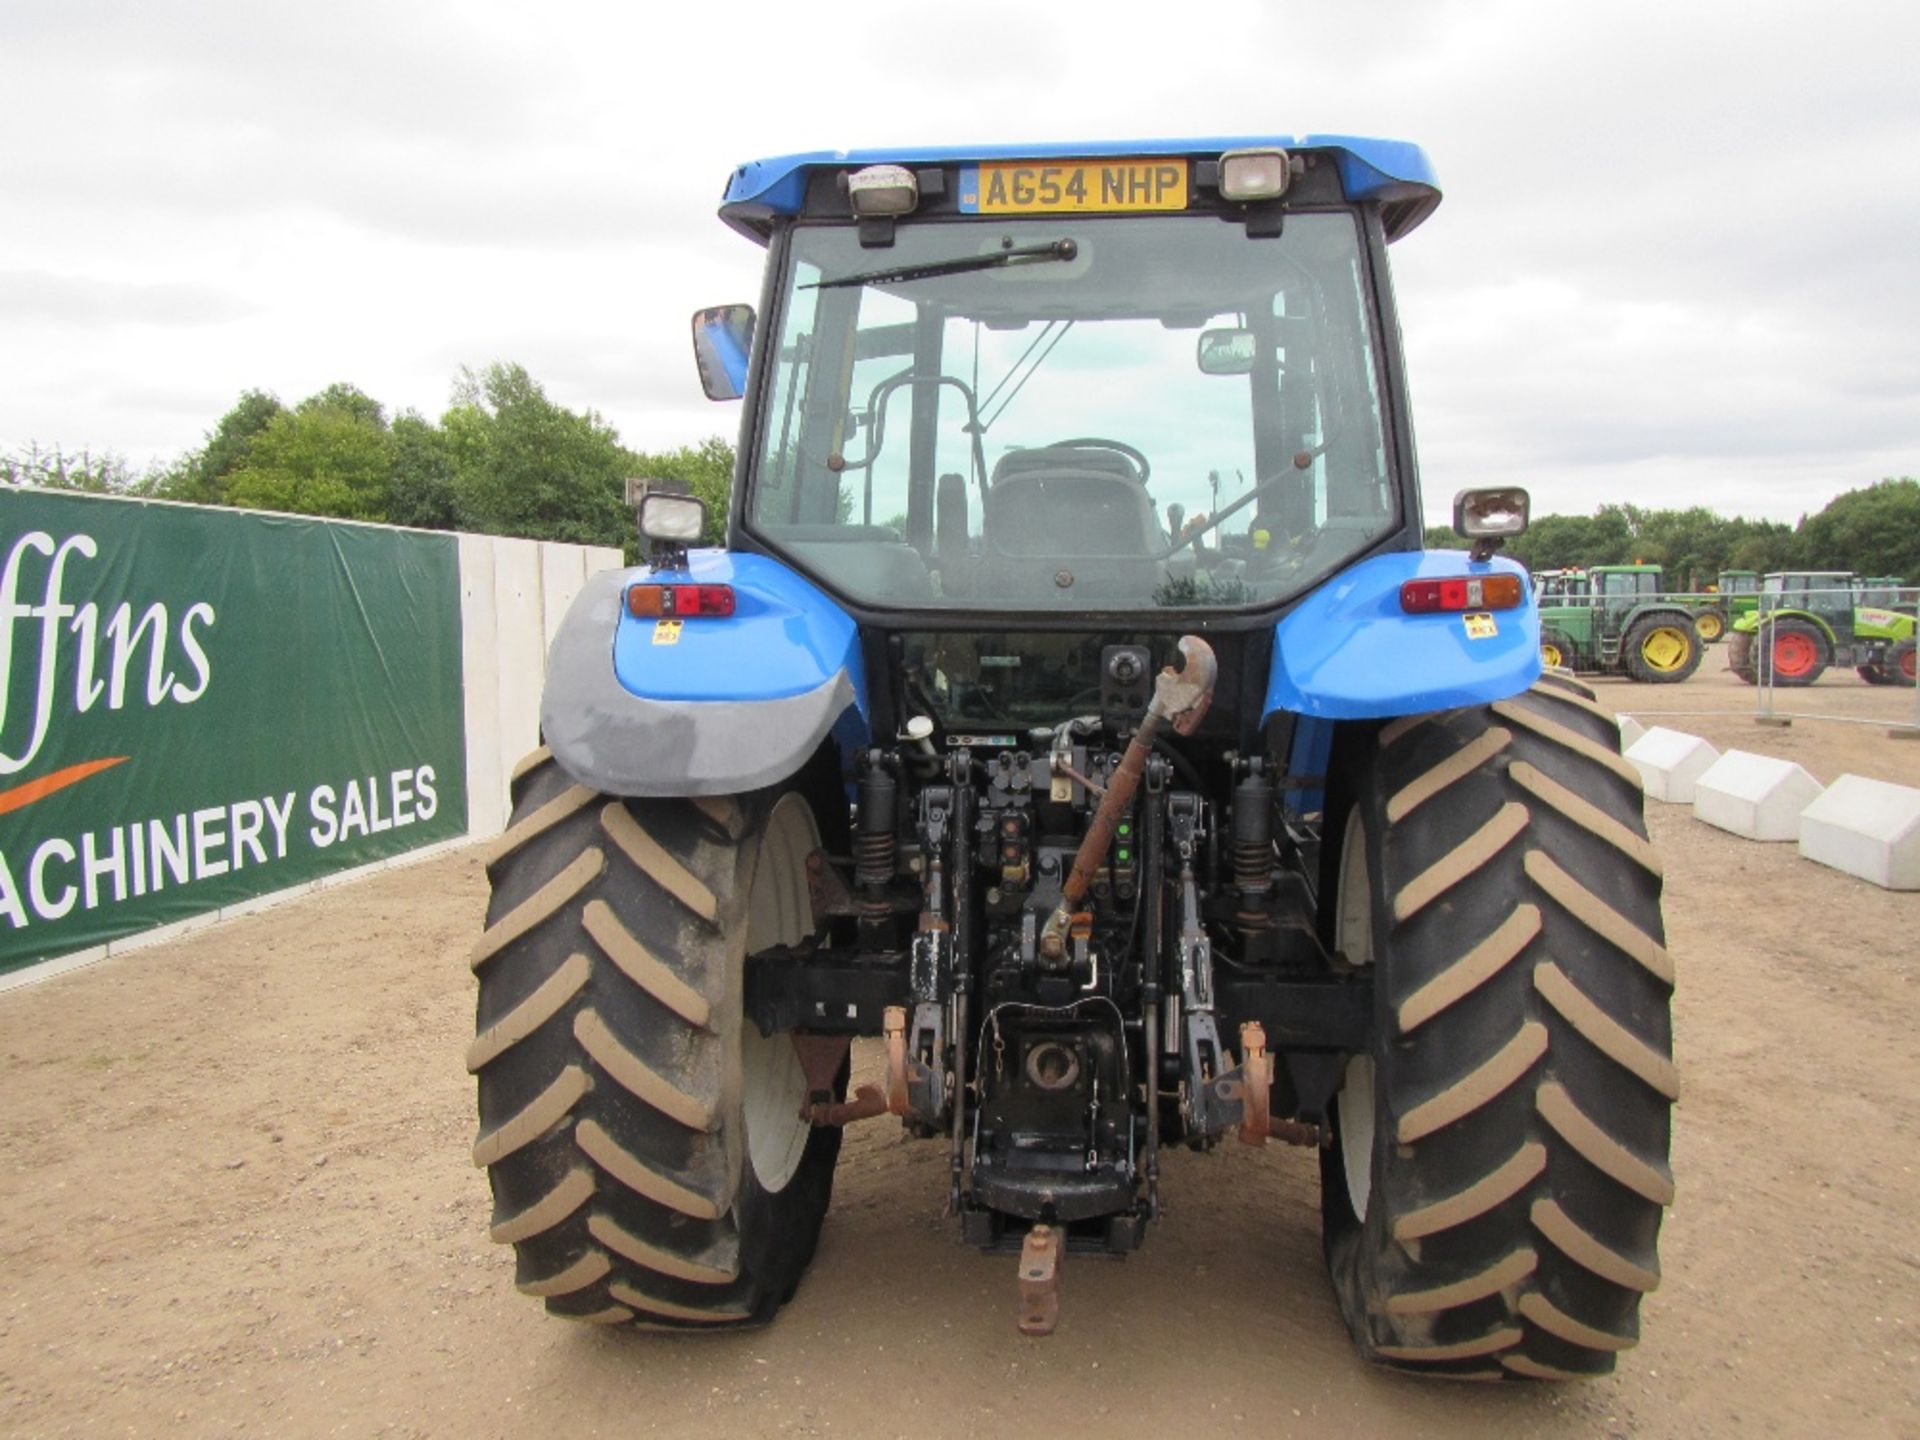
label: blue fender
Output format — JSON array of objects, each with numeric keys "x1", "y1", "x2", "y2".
[
  {"x1": 1263, "y1": 550, "x2": 1540, "y2": 723},
  {"x1": 541, "y1": 551, "x2": 871, "y2": 798}
]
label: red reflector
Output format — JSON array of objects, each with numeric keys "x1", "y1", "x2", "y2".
[
  {"x1": 626, "y1": 583, "x2": 735, "y2": 618},
  {"x1": 1400, "y1": 579, "x2": 1442, "y2": 613},
  {"x1": 1400, "y1": 573, "x2": 1523, "y2": 614}
]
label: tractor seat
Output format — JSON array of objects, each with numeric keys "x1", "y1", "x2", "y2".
[{"x1": 977, "y1": 465, "x2": 1162, "y2": 600}]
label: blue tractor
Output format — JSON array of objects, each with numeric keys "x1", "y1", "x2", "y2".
[{"x1": 471, "y1": 138, "x2": 1674, "y2": 1379}]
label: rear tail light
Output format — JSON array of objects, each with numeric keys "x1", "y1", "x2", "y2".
[
  {"x1": 1401, "y1": 573, "x2": 1524, "y2": 614},
  {"x1": 626, "y1": 583, "x2": 736, "y2": 618}
]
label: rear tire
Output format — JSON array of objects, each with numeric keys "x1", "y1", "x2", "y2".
[
  {"x1": 1727, "y1": 630, "x2": 1756, "y2": 684},
  {"x1": 1766, "y1": 619, "x2": 1828, "y2": 687},
  {"x1": 1320, "y1": 676, "x2": 1676, "y2": 1380},
  {"x1": 1622, "y1": 616, "x2": 1701, "y2": 684},
  {"x1": 1539, "y1": 628, "x2": 1576, "y2": 673},
  {"x1": 1892, "y1": 639, "x2": 1917, "y2": 688},
  {"x1": 470, "y1": 751, "x2": 843, "y2": 1329}
]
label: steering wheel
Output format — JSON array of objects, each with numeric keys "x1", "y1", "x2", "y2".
[{"x1": 1041, "y1": 437, "x2": 1151, "y2": 487}]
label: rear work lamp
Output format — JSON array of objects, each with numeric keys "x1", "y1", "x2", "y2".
[
  {"x1": 1400, "y1": 573, "x2": 1525, "y2": 614},
  {"x1": 627, "y1": 482, "x2": 708, "y2": 567},
  {"x1": 1452, "y1": 486, "x2": 1531, "y2": 562},
  {"x1": 847, "y1": 164, "x2": 920, "y2": 217},
  {"x1": 1219, "y1": 148, "x2": 1294, "y2": 202},
  {"x1": 637, "y1": 490, "x2": 707, "y2": 542}
]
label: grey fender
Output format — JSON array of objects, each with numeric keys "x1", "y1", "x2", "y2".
[{"x1": 538, "y1": 565, "x2": 868, "y2": 798}]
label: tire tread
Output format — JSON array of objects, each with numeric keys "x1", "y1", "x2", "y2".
[
  {"x1": 473, "y1": 751, "x2": 840, "y2": 1331},
  {"x1": 1325, "y1": 683, "x2": 1675, "y2": 1380}
]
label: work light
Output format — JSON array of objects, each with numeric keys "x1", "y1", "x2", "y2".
[
  {"x1": 1219, "y1": 148, "x2": 1292, "y2": 202},
  {"x1": 847, "y1": 164, "x2": 920, "y2": 217},
  {"x1": 1452, "y1": 487, "x2": 1530, "y2": 538},
  {"x1": 638, "y1": 491, "x2": 706, "y2": 543}
]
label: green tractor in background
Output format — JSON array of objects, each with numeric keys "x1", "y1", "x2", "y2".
[
  {"x1": 1728, "y1": 571, "x2": 1917, "y2": 686},
  {"x1": 1855, "y1": 576, "x2": 1918, "y2": 619},
  {"x1": 1538, "y1": 563, "x2": 1703, "y2": 682},
  {"x1": 1688, "y1": 569, "x2": 1759, "y2": 644},
  {"x1": 1534, "y1": 568, "x2": 1588, "y2": 605}
]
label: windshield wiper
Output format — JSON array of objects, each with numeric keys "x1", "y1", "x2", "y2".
[{"x1": 807, "y1": 238, "x2": 1077, "y2": 290}]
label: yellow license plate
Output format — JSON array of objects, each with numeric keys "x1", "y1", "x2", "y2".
[{"x1": 959, "y1": 160, "x2": 1189, "y2": 214}]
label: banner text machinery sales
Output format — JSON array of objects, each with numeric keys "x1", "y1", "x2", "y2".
[
  {"x1": 0, "y1": 766, "x2": 441, "y2": 930},
  {"x1": 2, "y1": 524, "x2": 444, "y2": 932}
]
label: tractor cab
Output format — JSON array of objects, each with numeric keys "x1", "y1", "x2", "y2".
[
  {"x1": 1762, "y1": 571, "x2": 1857, "y2": 628},
  {"x1": 1595, "y1": 564, "x2": 1663, "y2": 620},
  {"x1": 1856, "y1": 576, "x2": 1915, "y2": 612},
  {"x1": 702, "y1": 144, "x2": 1441, "y2": 617},
  {"x1": 1536, "y1": 567, "x2": 1588, "y2": 604},
  {"x1": 1689, "y1": 569, "x2": 1762, "y2": 643}
]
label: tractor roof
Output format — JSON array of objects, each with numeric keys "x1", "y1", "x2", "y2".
[{"x1": 719, "y1": 135, "x2": 1439, "y2": 245}]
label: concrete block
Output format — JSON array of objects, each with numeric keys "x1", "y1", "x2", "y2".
[
  {"x1": 1617, "y1": 714, "x2": 1647, "y2": 750},
  {"x1": 458, "y1": 533, "x2": 505, "y2": 840},
  {"x1": 1624, "y1": 727, "x2": 1720, "y2": 804},
  {"x1": 1692, "y1": 750, "x2": 1823, "y2": 841},
  {"x1": 1797, "y1": 774, "x2": 1920, "y2": 890},
  {"x1": 491, "y1": 537, "x2": 545, "y2": 830},
  {"x1": 538, "y1": 541, "x2": 589, "y2": 653}
]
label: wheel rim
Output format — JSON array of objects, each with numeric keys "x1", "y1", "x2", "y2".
[
  {"x1": 1903, "y1": 649, "x2": 1917, "y2": 682},
  {"x1": 1541, "y1": 641, "x2": 1564, "y2": 668},
  {"x1": 1773, "y1": 630, "x2": 1818, "y2": 678},
  {"x1": 1697, "y1": 613, "x2": 1722, "y2": 641},
  {"x1": 1334, "y1": 810, "x2": 1376, "y2": 1223},
  {"x1": 1640, "y1": 625, "x2": 1691, "y2": 672},
  {"x1": 741, "y1": 793, "x2": 820, "y2": 1195}
]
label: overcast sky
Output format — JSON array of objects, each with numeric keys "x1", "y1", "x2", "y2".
[{"x1": 3, "y1": 0, "x2": 1915, "y2": 526}]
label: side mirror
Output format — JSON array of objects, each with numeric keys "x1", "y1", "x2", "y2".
[
  {"x1": 1196, "y1": 327, "x2": 1257, "y2": 376},
  {"x1": 692, "y1": 304, "x2": 754, "y2": 401}
]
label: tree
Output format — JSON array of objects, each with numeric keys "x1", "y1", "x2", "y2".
[
  {"x1": 386, "y1": 411, "x2": 461, "y2": 530},
  {"x1": 1724, "y1": 521, "x2": 1797, "y2": 576},
  {"x1": 158, "y1": 390, "x2": 286, "y2": 505},
  {"x1": 1504, "y1": 509, "x2": 1634, "y2": 570},
  {"x1": 443, "y1": 363, "x2": 630, "y2": 547},
  {"x1": 301, "y1": 383, "x2": 384, "y2": 429},
  {"x1": 2, "y1": 443, "x2": 145, "y2": 493},
  {"x1": 223, "y1": 388, "x2": 394, "y2": 520},
  {"x1": 1795, "y1": 478, "x2": 1920, "y2": 579}
]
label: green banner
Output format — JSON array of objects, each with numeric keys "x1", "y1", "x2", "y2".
[{"x1": 1, "y1": 490, "x2": 468, "y2": 973}]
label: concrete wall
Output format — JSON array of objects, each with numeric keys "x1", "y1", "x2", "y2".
[{"x1": 458, "y1": 534, "x2": 624, "y2": 838}]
